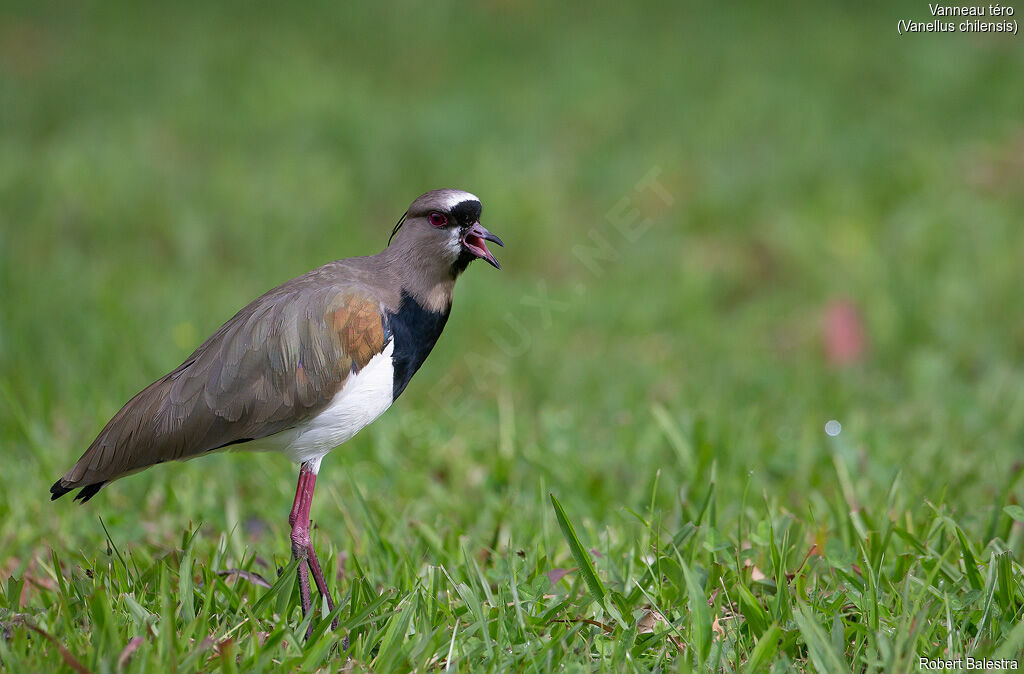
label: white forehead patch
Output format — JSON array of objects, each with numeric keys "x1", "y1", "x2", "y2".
[{"x1": 440, "y1": 190, "x2": 480, "y2": 210}]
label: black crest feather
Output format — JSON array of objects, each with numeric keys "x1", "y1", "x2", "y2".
[{"x1": 388, "y1": 211, "x2": 408, "y2": 246}]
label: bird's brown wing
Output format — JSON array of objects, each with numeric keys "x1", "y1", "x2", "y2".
[{"x1": 52, "y1": 275, "x2": 387, "y2": 500}]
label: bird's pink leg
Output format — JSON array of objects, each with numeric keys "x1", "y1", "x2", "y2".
[
  {"x1": 288, "y1": 461, "x2": 338, "y2": 635},
  {"x1": 306, "y1": 544, "x2": 339, "y2": 627},
  {"x1": 289, "y1": 465, "x2": 315, "y2": 620}
]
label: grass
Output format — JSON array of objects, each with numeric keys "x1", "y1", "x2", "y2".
[{"x1": 2, "y1": 0, "x2": 1024, "y2": 671}]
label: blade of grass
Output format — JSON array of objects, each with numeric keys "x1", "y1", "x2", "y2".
[
  {"x1": 743, "y1": 622, "x2": 782, "y2": 673},
  {"x1": 993, "y1": 618, "x2": 1024, "y2": 659},
  {"x1": 373, "y1": 594, "x2": 416, "y2": 672},
  {"x1": 794, "y1": 603, "x2": 847, "y2": 672},
  {"x1": 250, "y1": 558, "x2": 299, "y2": 618},
  {"x1": 549, "y1": 494, "x2": 606, "y2": 607},
  {"x1": 681, "y1": 561, "x2": 711, "y2": 663}
]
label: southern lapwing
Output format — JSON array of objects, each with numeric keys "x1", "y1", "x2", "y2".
[{"x1": 50, "y1": 189, "x2": 502, "y2": 630}]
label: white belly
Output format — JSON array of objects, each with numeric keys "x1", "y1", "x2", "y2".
[{"x1": 246, "y1": 341, "x2": 395, "y2": 468}]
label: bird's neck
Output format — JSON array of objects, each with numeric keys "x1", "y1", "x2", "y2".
[
  {"x1": 403, "y1": 275, "x2": 455, "y2": 314},
  {"x1": 379, "y1": 245, "x2": 457, "y2": 314}
]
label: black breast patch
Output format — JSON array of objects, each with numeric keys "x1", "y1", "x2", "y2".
[{"x1": 385, "y1": 292, "x2": 451, "y2": 400}]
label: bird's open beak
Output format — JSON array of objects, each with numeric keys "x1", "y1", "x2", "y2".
[{"x1": 461, "y1": 222, "x2": 504, "y2": 269}]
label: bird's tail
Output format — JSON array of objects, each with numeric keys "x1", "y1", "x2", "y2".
[{"x1": 50, "y1": 477, "x2": 108, "y2": 504}]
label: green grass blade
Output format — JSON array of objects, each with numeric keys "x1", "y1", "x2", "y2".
[
  {"x1": 794, "y1": 604, "x2": 847, "y2": 672},
  {"x1": 177, "y1": 528, "x2": 198, "y2": 624},
  {"x1": 952, "y1": 524, "x2": 984, "y2": 591},
  {"x1": 993, "y1": 618, "x2": 1024, "y2": 659},
  {"x1": 250, "y1": 558, "x2": 300, "y2": 618},
  {"x1": 373, "y1": 594, "x2": 417, "y2": 673},
  {"x1": 681, "y1": 561, "x2": 711, "y2": 662},
  {"x1": 744, "y1": 623, "x2": 781, "y2": 674},
  {"x1": 549, "y1": 493, "x2": 607, "y2": 607}
]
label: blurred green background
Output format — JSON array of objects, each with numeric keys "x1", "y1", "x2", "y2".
[{"x1": 1, "y1": 0, "x2": 1023, "y2": 667}]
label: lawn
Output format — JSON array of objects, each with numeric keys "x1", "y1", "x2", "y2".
[{"x1": 2, "y1": 1, "x2": 1024, "y2": 671}]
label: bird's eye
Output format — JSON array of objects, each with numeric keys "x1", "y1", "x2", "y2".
[{"x1": 428, "y1": 212, "x2": 448, "y2": 227}]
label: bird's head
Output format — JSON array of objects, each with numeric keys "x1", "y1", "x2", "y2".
[{"x1": 388, "y1": 189, "x2": 503, "y2": 276}]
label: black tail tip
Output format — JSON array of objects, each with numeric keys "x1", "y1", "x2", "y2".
[
  {"x1": 50, "y1": 479, "x2": 106, "y2": 503},
  {"x1": 50, "y1": 479, "x2": 72, "y2": 500},
  {"x1": 74, "y1": 481, "x2": 107, "y2": 503}
]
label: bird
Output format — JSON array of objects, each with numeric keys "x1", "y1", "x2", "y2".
[{"x1": 50, "y1": 189, "x2": 503, "y2": 632}]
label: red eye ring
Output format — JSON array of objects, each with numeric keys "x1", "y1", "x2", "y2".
[{"x1": 428, "y1": 211, "x2": 448, "y2": 227}]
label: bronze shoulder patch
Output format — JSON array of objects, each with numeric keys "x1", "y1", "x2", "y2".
[{"x1": 330, "y1": 295, "x2": 385, "y2": 371}]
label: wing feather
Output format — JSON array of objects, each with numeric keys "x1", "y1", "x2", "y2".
[{"x1": 55, "y1": 277, "x2": 387, "y2": 492}]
